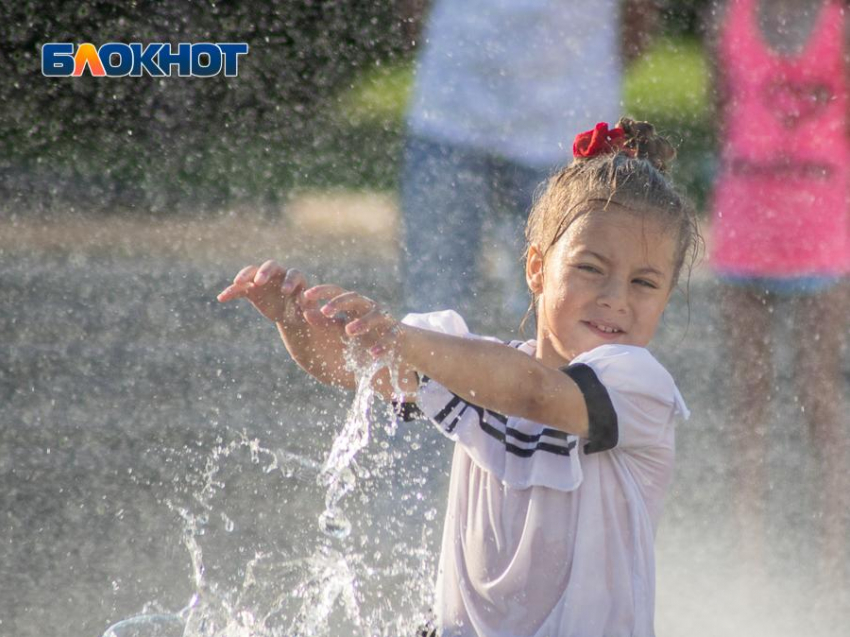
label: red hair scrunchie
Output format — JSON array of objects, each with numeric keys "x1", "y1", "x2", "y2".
[{"x1": 572, "y1": 122, "x2": 627, "y2": 159}]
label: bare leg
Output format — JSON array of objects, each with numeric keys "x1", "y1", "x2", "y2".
[
  {"x1": 792, "y1": 282, "x2": 850, "y2": 584},
  {"x1": 720, "y1": 285, "x2": 776, "y2": 564}
]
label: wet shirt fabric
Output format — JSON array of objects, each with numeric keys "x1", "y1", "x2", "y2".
[
  {"x1": 401, "y1": 311, "x2": 689, "y2": 637},
  {"x1": 711, "y1": 0, "x2": 850, "y2": 277}
]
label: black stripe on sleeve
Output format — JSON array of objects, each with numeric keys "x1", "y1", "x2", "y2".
[
  {"x1": 475, "y1": 411, "x2": 577, "y2": 457},
  {"x1": 435, "y1": 399, "x2": 577, "y2": 457},
  {"x1": 561, "y1": 363, "x2": 618, "y2": 454},
  {"x1": 434, "y1": 395, "x2": 464, "y2": 425},
  {"x1": 403, "y1": 352, "x2": 579, "y2": 458}
]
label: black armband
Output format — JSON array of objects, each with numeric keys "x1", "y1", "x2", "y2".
[{"x1": 561, "y1": 363, "x2": 618, "y2": 454}]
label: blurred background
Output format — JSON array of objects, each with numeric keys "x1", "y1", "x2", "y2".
[
  {"x1": 1, "y1": 1, "x2": 847, "y2": 636},
  {"x1": 0, "y1": 0, "x2": 713, "y2": 213}
]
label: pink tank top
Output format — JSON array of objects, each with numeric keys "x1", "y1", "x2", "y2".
[{"x1": 711, "y1": 0, "x2": 850, "y2": 276}]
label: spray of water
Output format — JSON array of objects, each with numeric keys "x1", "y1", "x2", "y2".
[
  {"x1": 102, "y1": 343, "x2": 435, "y2": 637},
  {"x1": 316, "y1": 342, "x2": 388, "y2": 540}
]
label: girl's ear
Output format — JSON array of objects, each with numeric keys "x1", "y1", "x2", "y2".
[{"x1": 526, "y1": 245, "x2": 545, "y2": 295}]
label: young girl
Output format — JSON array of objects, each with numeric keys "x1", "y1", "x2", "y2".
[
  {"x1": 218, "y1": 119, "x2": 700, "y2": 637},
  {"x1": 707, "y1": 0, "x2": 850, "y2": 567}
]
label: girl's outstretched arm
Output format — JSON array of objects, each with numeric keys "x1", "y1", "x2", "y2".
[{"x1": 314, "y1": 287, "x2": 591, "y2": 438}]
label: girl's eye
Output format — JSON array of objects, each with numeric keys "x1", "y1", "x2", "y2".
[
  {"x1": 577, "y1": 264, "x2": 601, "y2": 274},
  {"x1": 633, "y1": 278, "x2": 659, "y2": 289}
]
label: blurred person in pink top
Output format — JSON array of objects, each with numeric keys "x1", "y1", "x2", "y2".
[{"x1": 707, "y1": 0, "x2": 849, "y2": 578}]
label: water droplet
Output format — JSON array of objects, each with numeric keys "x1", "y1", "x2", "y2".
[{"x1": 318, "y1": 508, "x2": 351, "y2": 540}]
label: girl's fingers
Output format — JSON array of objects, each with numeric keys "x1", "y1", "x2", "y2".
[
  {"x1": 303, "y1": 284, "x2": 348, "y2": 303},
  {"x1": 305, "y1": 285, "x2": 356, "y2": 319},
  {"x1": 320, "y1": 291, "x2": 375, "y2": 317},
  {"x1": 217, "y1": 283, "x2": 249, "y2": 302},
  {"x1": 300, "y1": 285, "x2": 387, "y2": 333},
  {"x1": 233, "y1": 264, "x2": 260, "y2": 286},
  {"x1": 299, "y1": 287, "x2": 338, "y2": 327},
  {"x1": 303, "y1": 307, "x2": 336, "y2": 327},
  {"x1": 218, "y1": 264, "x2": 259, "y2": 302},
  {"x1": 254, "y1": 260, "x2": 283, "y2": 286},
  {"x1": 281, "y1": 269, "x2": 306, "y2": 296},
  {"x1": 345, "y1": 308, "x2": 389, "y2": 336},
  {"x1": 369, "y1": 344, "x2": 388, "y2": 358},
  {"x1": 299, "y1": 286, "x2": 319, "y2": 312}
]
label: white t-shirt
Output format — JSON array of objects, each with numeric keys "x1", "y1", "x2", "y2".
[
  {"x1": 401, "y1": 311, "x2": 689, "y2": 637},
  {"x1": 406, "y1": 0, "x2": 623, "y2": 168}
]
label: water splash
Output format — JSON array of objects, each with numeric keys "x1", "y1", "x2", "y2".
[
  {"x1": 286, "y1": 546, "x2": 362, "y2": 636},
  {"x1": 102, "y1": 346, "x2": 433, "y2": 637},
  {"x1": 103, "y1": 610, "x2": 185, "y2": 637},
  {"x1": 316, "y1": 342, "x2": 387, "y2": 539}
]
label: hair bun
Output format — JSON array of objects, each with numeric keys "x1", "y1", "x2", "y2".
[{"x1": 616, "y1": 118, "x2": 676, "y2": 172}]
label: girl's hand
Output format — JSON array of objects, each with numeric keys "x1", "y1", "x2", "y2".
[
  {"x1": 217, "y1": 260, "x2": 339, "y2": 331},
  {"x1": 304, "y1": 284, "x2": 402, "y2": 357},
  {"x1": 217, "y1": 260, "x2": 299, "y2": 322}
]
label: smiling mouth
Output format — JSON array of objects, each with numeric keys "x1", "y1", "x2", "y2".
[{"x1": 584, "y1": 320, "x2": 624, "y2": 335}]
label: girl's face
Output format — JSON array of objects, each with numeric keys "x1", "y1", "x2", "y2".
[{"x1": 527, "y1": 206, "x2": 678, "y2": 367}]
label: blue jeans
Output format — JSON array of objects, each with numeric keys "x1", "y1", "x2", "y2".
[{"x1": 399, "y1": 135, "x2": 549, "y2": 324}]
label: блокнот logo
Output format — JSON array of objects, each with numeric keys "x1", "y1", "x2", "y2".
[{"x1": 42, "y1": 43, "x2": 249, "y2": 77}]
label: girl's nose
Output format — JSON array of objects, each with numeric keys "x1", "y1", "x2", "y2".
[{"x1": 596, "y1": 278, "x2": 628, "y2": 312}]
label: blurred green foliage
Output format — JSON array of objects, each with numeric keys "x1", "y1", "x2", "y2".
[
  {"x1": 2, "y1": 2, "x2": 717, "y2": 214},
  {"x1": 0, "y1": 0, "x2": 419, "y2": 213},
  {"x1": 626, "y1": 37, "x2": 710, "y2": 123},
  {"x1": 624, "y1": 36, "x2": 716, "y2": 209}
]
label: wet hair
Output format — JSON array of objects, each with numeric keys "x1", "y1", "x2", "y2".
[{"x1": 522, "y1": 118, "x2": 703, "y2": 328}]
